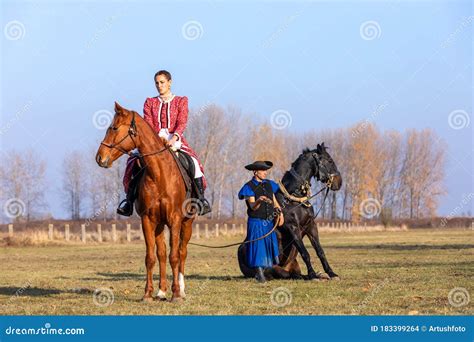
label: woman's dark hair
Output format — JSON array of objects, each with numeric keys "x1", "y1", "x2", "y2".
[{"x1": 154, "y1": 70, "x2": 172, "y2": 81}]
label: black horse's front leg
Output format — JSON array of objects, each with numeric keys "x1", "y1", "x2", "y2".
[
  {"x1": 285, "y1": 224, "x2": 321, "y2": 280},
  {"x1": 306, "y1": 220, "x2": 339, "y2": 279}
]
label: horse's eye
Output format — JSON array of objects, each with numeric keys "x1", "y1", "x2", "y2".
[{"x1": 111, "y1": 126, "x2": 118, "y2": 131}]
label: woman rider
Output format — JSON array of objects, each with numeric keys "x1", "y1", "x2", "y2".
[
  {"x1": 238, "y1": 160, "x2": 284, "y2": 282},
  {"x1": 117, "y1": 70, "x2": 211, "y2": 216}
]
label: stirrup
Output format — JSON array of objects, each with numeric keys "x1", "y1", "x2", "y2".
[
  {"x1": 197, "y1": 198, "x2": 212, "y2": 216},
  {"x1": 117, "y1": 199, "x2": 133, "y2": 216}
]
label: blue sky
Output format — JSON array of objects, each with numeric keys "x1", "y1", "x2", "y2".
[{"x1": 1, "y1": 0, "x2": 472, "y2": 218}]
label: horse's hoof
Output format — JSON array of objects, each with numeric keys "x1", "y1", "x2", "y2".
[
  {"x1": 330, "y1": 276, "x2": 341, "y2": 281},
  {"x1": 154, "y1": 296, "x2": 167, "y2": 301},
  {"x1": 308, "y1": 272, "x2": 329, "y2": 281},
  {"x1": 142, "y1": 296, "x2": 154, "y2": 303},
  {"x1": 170, "y1": 297, "x2": 184, "y2": 303}
]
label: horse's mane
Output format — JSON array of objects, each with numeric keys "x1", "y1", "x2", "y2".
[
  {"x1": 129, "y1": 110, "x2": 166, "y2": 146},
  {"x1": 289, "y1": 147, "x2": 312, "y2": 169}
]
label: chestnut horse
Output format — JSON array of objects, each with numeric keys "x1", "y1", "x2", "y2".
[{"x1": 95, "y1": 102, "x2": 194, "y2": 302}]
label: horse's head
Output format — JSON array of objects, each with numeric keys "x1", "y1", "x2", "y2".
[
  {"x1": 95, "y1": 102, "x2": 138, "y2": 168},
  {"x1": 307, "y1": 142, "x2": 342, "y2": 191}
]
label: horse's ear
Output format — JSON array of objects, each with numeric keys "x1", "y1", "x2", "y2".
[
  {"x1": 316, "y1": 143, "x2": 321, "y2": 153},
  {"x1": 115, "y1": 101, "x2": 123, "y2": 113}
]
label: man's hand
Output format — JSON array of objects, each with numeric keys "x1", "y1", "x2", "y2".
[
  {"x1": 258, "y1": 196, "x2": 273, "y2": 204},
  {"x1": 166, "y1": 135, "x2": 178, "y2": 148}
]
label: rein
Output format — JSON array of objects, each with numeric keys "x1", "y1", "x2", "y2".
[
  {"x1": 188, "y1": 216, "x2": 280, "y2": 249},
  {"x1": 188, "y1": 175, "x2": 333, "y2": 249},
  {"x1": 99, "y1": 111, "x2": 168, "y2": 158}
]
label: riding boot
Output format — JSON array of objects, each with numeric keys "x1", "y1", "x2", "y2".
[
  {"x1": 117, "y1": 177, "x2": 138, "y2": 216},
  {"x1": 194, "y1": 177, "x2": 212, "y2": 216},
  {"x1": 255, "y1": 267, "x2": 266, "y2": 283}
]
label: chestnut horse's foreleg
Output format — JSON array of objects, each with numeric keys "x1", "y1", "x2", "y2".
[
  {"x1": 155, "y1": 223, "x2": 167, "y2": 300},
  {"x1": 169, "y1": 216, "x2": 183, "y2": 301},
  {"x1": 177, "y1": 219, "x2": 193, "y2": 298},
  {"x1": 306, "y1": 220, "x2": 338, "y2": 279},
  {"x1": 142, "y1": 216, "x2": 156, "y2": 301}
]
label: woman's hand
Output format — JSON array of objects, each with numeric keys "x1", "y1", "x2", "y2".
[{"x1": 166, "y1": 135, "x2": 178, "y2": 148}]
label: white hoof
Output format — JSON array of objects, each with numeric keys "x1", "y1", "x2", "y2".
[{"x1": 156, "y1": 289, "x2": 167, "y2": 300}]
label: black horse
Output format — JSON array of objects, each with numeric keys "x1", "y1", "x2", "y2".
[{"x1": 238, "y1": 143, "x2": 343, "y2": 280}]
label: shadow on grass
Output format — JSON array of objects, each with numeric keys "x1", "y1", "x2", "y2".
[
  {"x1": 324, "y1": 244, "x2": 474, "y2": 251},
  {"x1": 0, "y1": 286, "x2": 94, "y2": 297},
  {"x1": 80, "y1": 272, "x2": 246, "y2": 282}
]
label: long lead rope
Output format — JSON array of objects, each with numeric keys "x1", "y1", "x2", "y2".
[{"x1": 188, "y1": 185, "x2": 330, "y2": 249}]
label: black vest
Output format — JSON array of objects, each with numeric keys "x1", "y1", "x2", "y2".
[{"x1": 245, "y1": 180, "x2": 275, "y2": 220}]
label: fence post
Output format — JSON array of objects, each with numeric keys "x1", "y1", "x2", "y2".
[
  {"x1": 224, "y1": 223, "x2": 228, "y2": 236},
  {"x1": 48, "y1": 223, "x2": 53, "y2": 240},
  {"x1": 195, "y1": 224, "x2": 200, "y2": 239},
  {"x1": 232, "y1": 223, "x2": 236, "y2": 236},
  {"x1": 65, "y1": 224, "x2": 70, "y2": 241},
  {"x1": 205, "y1": 224, "x2": 209, "y2": 238},
  {"x1": 215, "y1": 223, "x2": 219, "y2": 237},
  {"x1": 240, "y1": 223, "x2": 244, "y2": 235},
  {"x1": 139, "y1": 223, "x2": 144, "y2": 240},
  {"x1": 112, "y1": 224, "x2": 117, "y2": 242},
  {"x1": 8, "y1": 224, "x2": 13, "y2": 237},
  {"x1": 81, "y1": 224, "x2": 86, "y2": 243},
  {"x1": 126, "y1": 223, "x2": 131, "y2": 242},
  {"x1": 97, "y1": 224, "x2": 102, "y2": 242}
]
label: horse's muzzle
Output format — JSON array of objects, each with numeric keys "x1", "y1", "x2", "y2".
[
  {"x1": 328, "y1": 172, "x2": 342, "y2": 191},
  {"x1": 95, "y1": 152, "x2": 110, "y2": 168}
]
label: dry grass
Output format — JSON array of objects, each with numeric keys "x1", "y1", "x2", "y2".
[{"x1": 0, "y1": 229, "x2": 472, "y2": 315}]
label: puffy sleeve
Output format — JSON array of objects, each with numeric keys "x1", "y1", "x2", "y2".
[
  {"x1": 269, "y1": 180, "x2": 279, "y2": 194},
  {"x1": 173, "y1": 96, "x2": 188, "y2": 141},
  {"x1": 143, "y1": 98, "x2": 154, "y2": 129},
  {"x1": 238, "y1": 183, "x2": 255, "y2": 200}
]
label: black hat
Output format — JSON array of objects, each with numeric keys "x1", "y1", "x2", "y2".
[{"x1": 244, "y1": 160, "x2": 273, "y2": 171}]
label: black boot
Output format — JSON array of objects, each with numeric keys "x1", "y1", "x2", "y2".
[
  {"x1": 194, "y1": 177, "x2": 212, "y2": 216},
  {"x1": 117, "y1": 176, "x2": 139, "y2": 217},
  {"x1": 255, "y1": 267, "x2": 266, "y2": 283}
]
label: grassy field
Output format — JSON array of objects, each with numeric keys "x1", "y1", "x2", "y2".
[{"x1": 0, "y1": 229, "x2": 472, "y2": 315}]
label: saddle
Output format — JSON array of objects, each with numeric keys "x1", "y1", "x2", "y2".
[
  {"x1": 173, "y1": 150, "x2": 197, "y2": 199},
  {"x1": 130, "y1": 150, "x2": 196, "y2": 199}
]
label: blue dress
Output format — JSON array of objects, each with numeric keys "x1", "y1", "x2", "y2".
[{"x1": 238, "y1": 178, "x2": 280, "y2": 268}]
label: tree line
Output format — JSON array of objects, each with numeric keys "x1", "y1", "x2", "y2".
[{"x1": 0, "y1": 104, "x2": 448, "y2": 223}]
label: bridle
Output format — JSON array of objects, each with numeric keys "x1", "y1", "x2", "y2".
[
  {"x1": 100, "y1": 111, "x2": 168, "y2": 158},
  {"x1": 279, "y1": 151, "x2": 338, "y2": 217}
]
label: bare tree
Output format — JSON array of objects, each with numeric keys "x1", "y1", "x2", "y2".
[
  {"x1": 61, "y1": 151, "x2": 88, "y2": 220},
  {"x1": 0, "y1": 149, "x2": 47, "y2": 222}
]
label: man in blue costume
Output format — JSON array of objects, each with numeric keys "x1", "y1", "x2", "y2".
[{"x1": 238, "y1": 160, "x2": 284, "y2": 283}]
